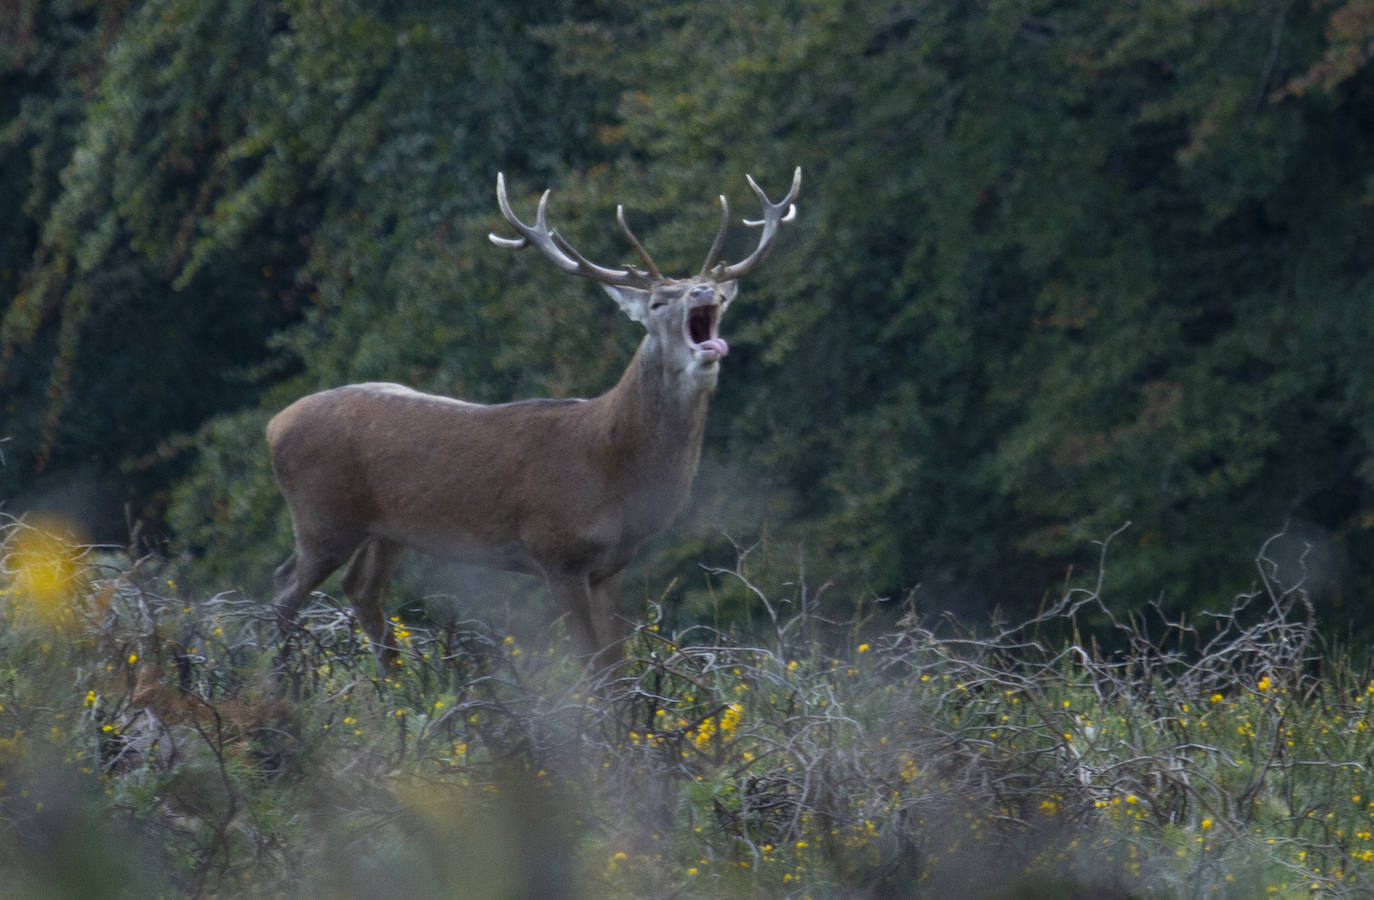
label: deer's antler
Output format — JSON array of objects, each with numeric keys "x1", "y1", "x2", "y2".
[
  {"x1": 701, "y1": 167, "x2": 802, "y2": 281},
  {"x1": 490, "y1": 173, "x2": 661, "y2": 289}
]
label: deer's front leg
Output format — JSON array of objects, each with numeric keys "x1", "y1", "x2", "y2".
[
  {"x1": 587, "y1": 572, "x2": 630, "y2": 655},
  {"x1": 547, "y1": 574, "x2": 600, "y2": 660},
  {"x1": 547, "y1": 572, "x2": 630, "y2": 670}
]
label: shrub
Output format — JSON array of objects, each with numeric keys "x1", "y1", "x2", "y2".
[{"x1": 1, "y1": 515, "x2": 1371, "y2": 897}]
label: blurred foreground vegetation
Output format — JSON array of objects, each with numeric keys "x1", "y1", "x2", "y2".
[
  {"x1": 4, "y1": 0, "x2": 1374, "y2": 633},
  {"x1": 4, "y1": 516, "x2": 1374, "y2": 898}
]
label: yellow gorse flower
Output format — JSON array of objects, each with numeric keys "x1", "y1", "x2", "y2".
[
  {"x1": 2, "y1": 520, "x2": 87, "y2": 629},
  {"x1": 690, "y1": 703, "x2": 743, "y2": 750}
]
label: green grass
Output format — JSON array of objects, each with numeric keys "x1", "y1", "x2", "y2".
[{"x1": 2, "y1": 515, "x2": 1372, "y2": 897}]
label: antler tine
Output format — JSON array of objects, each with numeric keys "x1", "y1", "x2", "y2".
[
  {"x1": 488, "y1": 172, "x2": 657, "y2": 289},
  {"x1": 617, "y1": 205, "x2": 662, "y2": 280},
  {"x1": 740, "y1": 169, "x2": 801, "y2": 226},
  {"x1": 713, "y1": 166, "x2": 802, "y2": 281},
  {"x1": 488, "y1": 172, "x2": 530, "y2": 250},
  {"x1": 699, "y1": 194, "x2": 730, "y2": 276}
]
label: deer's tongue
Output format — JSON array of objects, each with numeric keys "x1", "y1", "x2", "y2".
[{"x1": 697, "y1": 337, "x2": 729, "y2": 357}]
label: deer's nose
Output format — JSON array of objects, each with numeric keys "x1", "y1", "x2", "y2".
[{"x1": 689, "y1": 285, "x2": 715, "y2": 303}]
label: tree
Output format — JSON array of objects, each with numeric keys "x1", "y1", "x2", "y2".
[
  {"x1": 3, "y1": 0, "x2": 624, "y2": 545},
  {"x1": 8, "y1": 0, "x2": 1374, "y2": 637},
  {"x1": 539, "y1": 0, "x2": 1374, "y2": 627}
]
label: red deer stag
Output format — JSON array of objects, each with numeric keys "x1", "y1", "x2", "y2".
[{"x1": 267, "y1": 168, "x2": 801, "y2": 667}]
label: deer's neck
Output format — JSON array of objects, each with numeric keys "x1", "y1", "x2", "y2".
[{"x1": 595, "y1": 337, "x2": 714, "y2": 516}]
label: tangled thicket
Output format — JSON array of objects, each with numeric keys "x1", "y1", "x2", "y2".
[{"x1": 1, "y1": 516, "x2": 1372, "y2": 898}]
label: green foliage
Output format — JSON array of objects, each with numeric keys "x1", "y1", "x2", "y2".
[
  {"x1": 4, "y1": 0, "x2": 1374, "y2": 631},
  {"x1": 0, "y1": 0, "x2": 623, "y2": 531},
  {"x1": 559, "y1": 0, "x2": 1374, "y2": 622}
]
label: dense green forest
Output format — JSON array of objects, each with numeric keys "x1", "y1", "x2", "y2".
[{"x1": 4, "y1": 0, "x2": 1374, "y2": 634}]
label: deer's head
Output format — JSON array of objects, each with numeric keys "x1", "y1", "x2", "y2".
[{"x1": 490, "y1": 169, "x2": 801, "y2": 390}]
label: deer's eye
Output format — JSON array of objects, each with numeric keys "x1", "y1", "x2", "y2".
[{"x1": 649, "y1": 287, "x2": 681, "y2": 311}]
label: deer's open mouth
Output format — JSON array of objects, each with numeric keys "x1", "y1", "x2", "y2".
[{"x1": 687, "y1": 304, "x2": 729, "y2": 359}]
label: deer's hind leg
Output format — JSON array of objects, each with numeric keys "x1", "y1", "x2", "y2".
[
  {"x1": 274, "y1": 530, "x2": 364, "y2": 630},
  {"x1": 271, "y1": 530, "x2": 365, "y2": 688},
  {"x1": 341, "y1": 537, "x2": 406, "y2": 668}
]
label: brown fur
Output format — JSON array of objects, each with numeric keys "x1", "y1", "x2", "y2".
[{"x1": 269, "y1": 313, "x2": 718, "y2": 665}]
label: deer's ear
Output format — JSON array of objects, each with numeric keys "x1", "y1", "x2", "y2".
[{"x1": 602, "y1": 284, "x2": 651, "y2": 324}]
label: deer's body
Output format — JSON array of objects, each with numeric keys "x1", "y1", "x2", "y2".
[
  {"x1": 269, "y1": 170, "x2": 799, "y2": 666},
  {"x1": 269, "y1": 354, "x2": 709, "y2": 652}
]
